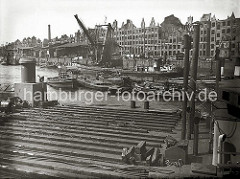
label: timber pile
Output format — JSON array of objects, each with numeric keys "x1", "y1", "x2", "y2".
[
  {"x1": 122, "y1": 141, "x2": 164, "y2": 166},
  {"x1": 0, "y1": 105, "x2": 180, "y2": 178}
]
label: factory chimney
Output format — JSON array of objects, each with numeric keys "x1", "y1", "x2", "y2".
[{"x1": 48, "y1": 24, "x2": 51, "y2": 42}]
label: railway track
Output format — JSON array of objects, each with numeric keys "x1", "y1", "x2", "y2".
[{"x1": 0, "y1": 105, "x2": 180, "y2": 178}]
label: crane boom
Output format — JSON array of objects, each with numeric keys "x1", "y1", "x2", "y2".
[
  {"x1": 74, "y1": 14, "x2": 95, "y2": 46},
  {"x1": 74, "y1": 14, "x2": 121, "y2": 67}
]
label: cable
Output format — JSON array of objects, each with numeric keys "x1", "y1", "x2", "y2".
[
  {"x1": 226, "y1": 120, "x2": 237, "y2": 138},
  {"x1": 215, "y1": 120, "x2": 224, "y2": 134},
  {"x1": 214, "y1": 119, "x2": 238, "y2": 138},
  {"x1": 211, "y1": 103, "x2": 238, "y2": 139}
]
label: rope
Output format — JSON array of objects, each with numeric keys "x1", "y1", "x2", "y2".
[{"x1": 214, "y1": 119, "x2": 237, "y2": 138}]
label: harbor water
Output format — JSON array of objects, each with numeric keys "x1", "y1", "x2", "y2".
[{"x1": 0, "y1": 65, "x2": 182, "y2": 110}]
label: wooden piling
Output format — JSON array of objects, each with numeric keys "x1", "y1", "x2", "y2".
[
  {"x1": 208, "y1": 102, "x2": 213, "y2": 154},
  {"x1": 144, "y1": 101, "x2": 149, "y2": 109},
  {"x1": 131, "y1": 100, "x2": 136, "y2": 108},
  {"x1": 193, "y1": 116, "x2": 200, "y2": 156},
  {"x1": 187, "y1": 24, "x2": 200, "y2": 140},
  {"x1": 215, "y1": 48, "x2": 221, "y2": 96},
  {"x1": 181, "y1": 34, "x2": 191, "y2": 140}
]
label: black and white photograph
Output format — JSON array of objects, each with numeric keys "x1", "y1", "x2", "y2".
[{"x1": 0, "y1": 0, "x2": 240, "y2": 178}]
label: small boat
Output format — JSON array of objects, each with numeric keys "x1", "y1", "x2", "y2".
[
  {"x1": 108, "y1": 85, "x2": 121, "y2": 95},
  {"x1": 47, "y1": 67, "x2": 78, "y2": 89},
  {"x1": 47, "y1": 76, "x2": 78, "y2": 89},
  {"x1": 107, "y1": 76, "x2": 134, "y2": 95},
  {"x1": 78, "y1": 78, "x2": 112, "y2": 91},
  {"x1": 0, "y1": 61, "x2": 8, "y2": 65},
  {"x1": 40, "y1": 64, "x2": 58, "y2": 69},
  {"x1": 133, "y1": 82, "x2": 159, "y2": 93},
  {"x1": 39, "y1": 62, "x2": 58, "y2": 69}
]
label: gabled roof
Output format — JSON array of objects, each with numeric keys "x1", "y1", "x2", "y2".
[{"x1": 200, "y1": 13, "x2": 211, "y2": 21}]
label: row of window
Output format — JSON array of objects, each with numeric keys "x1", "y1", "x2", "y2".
[
  {"x1": 200, "y1": 30, "x2": 207, "y2": 35},
  {"x1": 212, "y1": 20, "x2": 231, "y2": 28},
  {"x1": 200, "y1": 37, "x2": 208, "y2": 42},
  {"x1": 117, "y1": 28, "x2": 158, "y2": 35},
  {"x1": 199, "y1": 29, "x2": 232, "y2": 42},
  {"x1": 121, "y1": 45, "x2": 238, "y2": 57},
  {"x1": 211, "y1": 28, "x2": 231, "y2": 34},
  {"x1": 121, "y1": 48, "x2": 183, "y2": 56},
  {"x1": 119, "y1": 40, "x2": 159, "y2": 45},
  {"x1": 117, "y1": 36, "x2": 179, "y2": 43},
  {"x1": 119, "y1": 41, "x2": 182, "y2": 49},
  {"x1": 200, "y1": 50, "x2": 207, "y2": 56},
  {"x1": 116, "y1": 34, "x2": 158, "y2": 40},
  {"x1": 122, "y1": 45, "x2": 237, "y2": 57}
]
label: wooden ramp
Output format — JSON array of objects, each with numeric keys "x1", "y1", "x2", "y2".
[{"x1": 0, "y1": 105, "x2": 180, "y2": 178}]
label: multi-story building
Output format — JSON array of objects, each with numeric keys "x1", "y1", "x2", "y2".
[
  {"x1": 71, "y1": 13, "x2": 239, "y2": 66},
  {"x1": 210, "y1": 13, "x2": 240, "y2": 59},
  {"x1": 112, "y1": 14, "x2": 184, "y2": 60},
  {"x1": 116, "y1": 18, "x2": 151, "y2": 56},
  {"x1": 198, "y1": 13, "x2": 211, "y2": 60},
  {"x1": 160, "y1": 15, "x2": 184, "y2": 61},
  {"x1": 71, "y1": 14, "x2": 185, "y2": 64},
  {"x1": 235, "y1": 22, "x2": 240, "y2": 59}
]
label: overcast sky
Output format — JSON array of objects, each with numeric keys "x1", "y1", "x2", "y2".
[{"x1": 0, "y1": 0, "x2": 239, "y2": 44}]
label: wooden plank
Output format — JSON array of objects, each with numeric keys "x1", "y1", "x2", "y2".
[
  {"x1": 145, "y1": 147, "x2": 154, "y2": 159},
  {"x1": 191, "y1": 163, "x2": 217, "y2": 176},
  {"x1": 146, "y1": 155, "x2": 152, "y2": 166},
  {"x1": 151, "y1": 148, "x2": 160, "y2": 165},
  {"x1": 135, "y1": 141, "x2": 147, "y2": 154}
]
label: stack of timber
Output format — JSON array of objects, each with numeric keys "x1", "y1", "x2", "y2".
[
  {"x1": 0, "y1": 105, "x2": 180, "y2": 178},
  {"x1": 122, "y1": 141, "x2": 164, "y2": 166}
]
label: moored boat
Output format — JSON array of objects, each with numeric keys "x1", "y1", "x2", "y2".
[
  {"x1": 47, "y1": 77, "x2": 78, "y2": 89},
  {"x1": 40, "y1": 62, "x2": 58, "y2": 69},
  {"x1": 0, "y1": 61, "x2": 8, "y2": 65},
  {"x1": 77, "y1": 77, "x2": 112, "y2": 91},
  {"x1": 47, "y1": 67, "x2": 78, "y2": 89}
]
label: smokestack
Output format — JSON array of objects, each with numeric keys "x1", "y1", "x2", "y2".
[{"x1": 48, "y1": 24, "x2": 51, "y2": 42}]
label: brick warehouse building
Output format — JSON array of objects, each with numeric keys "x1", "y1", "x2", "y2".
[
  {"x1": 210, "y1": 13, "x2": 240, "y2": 59},
  {"x1": 2, "y1": 13, "x2": 239, "y2": 66},
  {"x1": 6, "y1": 13, "x2": 237, "y2": 67},
  {"x1": 61, "y1": 13, "x2": 238, "y2": 72},
  {"x1": 198, "y1": 13, "x2": 211, "y2": 60},
  {"x1": 4, "y1": 13, "x2": 236, "y2": 66},
  {"x1": 76, "y1": 13, "x2": 239, "y2": 63},
  {"x1": 112, "y1": 15, "x2": 184, "y2": 60}
]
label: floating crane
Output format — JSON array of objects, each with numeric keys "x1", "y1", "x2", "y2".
[
  {"x1": 74, "y1": 14, "x2": 121, "y2": 67},
  {"x1": 74, "y1": 14, "x2": 96, "y2": 47}
]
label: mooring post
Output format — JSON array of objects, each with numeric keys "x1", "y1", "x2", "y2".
[
  {"x1": 187, "y1": 24, "x2": 200, "y2": 140},
  {"x1": 181, "y1": 34, "x2": 191, "y2": 140},
  {"x1": 215, "y1": 47, "x2": 221, "y2": 96},
  {"x1": 193, "y1": 115, "x2": 201, "y2": 156},
  {"x1": 19, "y1": 57, "x2": 36, "y2": 83},
  {"x1": 144, "y1": 100, "x2": 149, "y2": 109},
  {"x1": 208, "y1": 102, "x2": 214, "y2": 154},
  {"x1": 131, "y1": 100, "x2": 136, "y2": 108}
]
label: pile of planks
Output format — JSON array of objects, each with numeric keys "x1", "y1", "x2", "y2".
[
  {"x1": 0, "y1": 105, "x2": 180, "y2": 178},
  {"x1": 122, "y1": 141, "x2": 164, "y2": 166}
]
